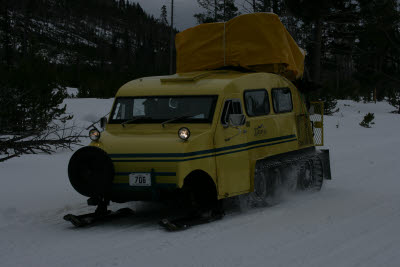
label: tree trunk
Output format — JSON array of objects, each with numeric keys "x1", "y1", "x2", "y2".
[
  {"x1": 215, "y1": 0, "x2": 218, "y2": 21},
  {"x1": 312, "y1": 17, "x2": 322, "y2": 83},
  {"x1": 169, "y1": 0, "x2": 174, "y2": 74},
  {"x1": 262, "y1": 0, "x2": 270, "y2": 12},
  {"x1": 223, "y1": 0, "x2": 226, "y2": 21},
  {"x1": 272, "y1": 0, "x2": 278, "y2": 14},
  {"x1": 2, "y1": 4, "x2": 12, "y2": 69}
]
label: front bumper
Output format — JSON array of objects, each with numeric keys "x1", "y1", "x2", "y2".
[{"x1": 109, "y1": 169, "x2": 178, "y2": 202}]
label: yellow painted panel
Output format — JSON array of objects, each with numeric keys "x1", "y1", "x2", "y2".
[{"x1": 86, "y1": 71, "x2": 321, "y2": 202}]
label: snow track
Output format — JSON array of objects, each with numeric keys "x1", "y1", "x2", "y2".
[{"x1": 1, "y1": 99, "x2": 400, "y2": 266}]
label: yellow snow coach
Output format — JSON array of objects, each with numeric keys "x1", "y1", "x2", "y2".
[{"x1": 64, "y1": 13, "x2": 331, "y2": 230}]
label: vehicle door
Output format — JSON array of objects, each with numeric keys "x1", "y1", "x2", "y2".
[
  {"x1": 242, "y1": 89, "x2": 278, "y2": 161},
  {"x1": 214, "y1": 98, "x2": 250, "y2": 197}
]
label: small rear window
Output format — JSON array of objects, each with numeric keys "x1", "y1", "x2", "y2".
[
  {"x1": 272, "y1": 88, "x2": 293, "y2": 113},
  {"x1": 244, "y1": 89, "x2": 270, "y2": 116}
]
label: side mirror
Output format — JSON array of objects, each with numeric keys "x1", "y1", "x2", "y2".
[
  {"x1": 228, "y1": 114, "x2": 246, "y2": 127},
  {"x1": 100, "y1": 117, "x2": 107, "y2": 129}
]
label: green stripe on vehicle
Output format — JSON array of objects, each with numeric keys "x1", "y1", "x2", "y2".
[
  {"x1": 111, "y1": 138, "x2": 297, "y2": 163},
  {"x1": 109, "y1": 134, "x2": 296, "y2": 160}
]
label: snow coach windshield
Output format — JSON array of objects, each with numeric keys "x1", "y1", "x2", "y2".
[{"x1": 109, "y1": 95, "x2": 218, "y2": 124}]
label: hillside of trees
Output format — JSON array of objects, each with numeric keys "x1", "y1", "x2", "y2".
[
  {"x1": 0, "y1": 0, "x2": 174, "y2": 98},
  {"x1": 2, "y1": 0, "x2": 399, "y2": 106}
]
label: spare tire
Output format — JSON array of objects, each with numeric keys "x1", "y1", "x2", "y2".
[{"x1": 68, "y1": 146, "x2": 114, "y2": 198}]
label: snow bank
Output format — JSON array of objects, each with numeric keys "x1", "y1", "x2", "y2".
[{"x1": 1, "y1": 99, "x2": 400, "y2": 267}]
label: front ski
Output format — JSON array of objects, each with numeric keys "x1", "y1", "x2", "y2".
[
  {"x1": 64, "y1": 208, "x2": 134, "y2": 227},
  {"x1": 159, "y1": 211, "x2": 224, "y2": 231}
]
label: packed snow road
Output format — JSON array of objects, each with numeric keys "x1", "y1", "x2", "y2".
[{"x1": 1, "y1": 99, "x2": 400, "y2": 267}]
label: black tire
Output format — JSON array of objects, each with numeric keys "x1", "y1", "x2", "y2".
[
  {"x1": 249, "y1": 169, "x2": 268, "y2": 207},
  {"x1": 68, "y1": 146, "x2": 114, "y2": 198},
  {"x1": 281, "y1": 165, "x2": 298, "y2": 192},
  {"x1": 246, "y1": 167, "x2": 281, "y2": 208},
  {"x1": 181, "y1": 174, "x2": 219, "y2": 214},
  {"x1": 265, "y1": 168, "x2": 283, "y2": 203},
  {"x1": 298, "y1": 158, "x2": 323, "y2": 191}
]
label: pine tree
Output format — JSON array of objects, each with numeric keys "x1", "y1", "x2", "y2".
[
  {"x1": 353, "y1": 0, "x2": 400, "y2": 102},
  {"x1": 118, "y1": 0, "x2": 126, "y2": 9},
  {"x1": 160, "y1": 5, "x2": 168, "y2": 25},
  {"x1": 285, "y1": 0, "x2": 337, "y2": 84},
  {"x1": 360, "y1": 113, "x2": 375, "y2": 128},
  {"x1": 388, "y1": 90, "x2": 400, "y2": 114},
  {"x1": 194, "y1": 0, "x2": 239, "y2": 24},
  {"x1": 242, "y1": 0, "x2": 283, "y2": 14},
  {"x1": 0, "y1": 55, "x2": 68, "y2": 134},
  {"x1": 0, "y1": 1, "x2": 13, "y2": 68}
]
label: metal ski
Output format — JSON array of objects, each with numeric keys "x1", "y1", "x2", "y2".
[
  {"x1": 159, "y1": 211, "x2": 224, "y2": 231},
  {"x1": 63, "y1": 208, "x2": 134, "y2": 227}
]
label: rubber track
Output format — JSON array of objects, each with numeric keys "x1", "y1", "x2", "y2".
[
  {"x1": 255, "y1": 149, "x2": 325, "y2": 192},
  {"x1": 256, "y1": 149, "x2": 321, "y2": 172}
]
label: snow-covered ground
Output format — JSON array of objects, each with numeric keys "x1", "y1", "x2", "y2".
[{"x1": 1, "y1": 99, "x2": 400, "y2": 267}]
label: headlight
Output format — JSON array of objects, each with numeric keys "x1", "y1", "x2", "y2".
[
  {"x1": 178, "y1": 127, "x2": 190, "y2": 141},
  {"x1": 89, "y1": 128, "x2": 101, "y2": 141}
]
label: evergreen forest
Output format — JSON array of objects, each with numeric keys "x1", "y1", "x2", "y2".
[
  {"x1": 1, "y1": 0, "x2": 174, "y2": 99},
  {"x1": 195, "y1": 0, "x2": 400, "y2": 113}
]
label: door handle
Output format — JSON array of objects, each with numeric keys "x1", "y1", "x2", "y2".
[{"x1": 225, "y1": 127, "x2": 242, "y2": 142}]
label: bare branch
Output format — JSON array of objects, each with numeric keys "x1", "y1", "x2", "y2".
[{"x1": 0, "y1": 120, "x2": 86, "y2": 162}]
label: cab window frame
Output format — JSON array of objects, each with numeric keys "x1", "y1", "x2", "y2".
[
  {"x1": 271, "y1": 87, "x2": 293, "y2": 114},
  {"x1": 243, "y1": 89, "x2": 271, "y2": 117},
  {"x1": 108, "y1": 95, "x2": 219, "y2": 124},
  {"x1": 220, "y1": 98, "x2": 244, "y2": 126}
]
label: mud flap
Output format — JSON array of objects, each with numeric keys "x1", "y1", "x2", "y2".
[{"x1": 318, "y1": 149, "x2": 332, "y2": 180}]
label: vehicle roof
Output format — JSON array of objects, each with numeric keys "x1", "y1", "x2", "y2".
[{"x1": 115, "y1": 70, "x2": 291, "y2": 97}]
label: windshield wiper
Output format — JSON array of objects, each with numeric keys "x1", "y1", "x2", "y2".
[
  {"x1": 121, "y1": 116, "x2": 151, "y2": 127},
  {"x1": 161, "y1": 114, "x2": 200, "y2": 128}
]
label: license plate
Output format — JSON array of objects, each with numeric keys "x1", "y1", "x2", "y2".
[{"x1": 129, "y1": 173, "x2": 151, "y2": 186}]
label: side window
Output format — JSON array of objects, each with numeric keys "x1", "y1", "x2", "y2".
[
  {"x1": 244, "y1": 89, "x2": 270, "y2": 116},
  {"x1": 272, "y1": 87, "x2": 293, "y2": 113},
  {"x1": 221, "y1": 99, "x2": 243, "y2": 125}
]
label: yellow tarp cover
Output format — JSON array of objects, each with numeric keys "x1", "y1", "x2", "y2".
[{"x1": 176, "y1": 13, "x2": 305, "y2": 80}]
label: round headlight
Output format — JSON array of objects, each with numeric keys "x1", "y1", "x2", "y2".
[
  {"x1": 89, "y1": 128, "x2": 101, "y2": 141},
  {"x1": 178, "y1": 127, "x2": 190, "y2": 141}
]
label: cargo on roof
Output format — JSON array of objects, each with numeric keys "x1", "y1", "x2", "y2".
[{"x1": 175, "y1": 13, "x2": 305, "y2": 81}]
